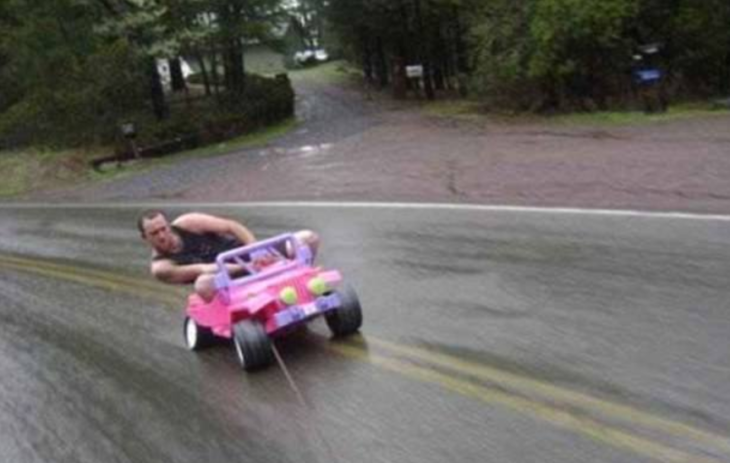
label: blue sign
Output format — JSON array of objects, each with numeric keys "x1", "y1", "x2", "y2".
[{"x1": 635, "y1": 68, "x2": 662, "y2": 83}]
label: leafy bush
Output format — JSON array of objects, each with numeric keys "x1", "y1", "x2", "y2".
[
  {"x1": 187, "y1": 72, "x2": 205, "y2": 85},
  {"x1": 467, "y1": 0, "x2": 539, "y2": 110},
  {"x1": 1, "y1": 57, "x2": 293, "y2": 152},
  {"x1": 468, "y1": 0, "x2": 637, "y2": 111},
  {"x1": 467, "y1": 0, "x2": 730, "y2": 111},
  {"x1": 130, "y1": 73, "x2": 294, "y2": 149},
  {"x1": 0, "y1": 39, "x2": 146, "y2": 149}
]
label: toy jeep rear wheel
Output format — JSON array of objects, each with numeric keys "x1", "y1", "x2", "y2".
[
  {"x1": 326, "y1": 285, "x2": 363, "y2": 337},
  {"x1": 184, "y1": 317, "x2": 216, "y2": 351},
  {"x1": 233, "y1": 320, "x2": 274, "y2": 371}
]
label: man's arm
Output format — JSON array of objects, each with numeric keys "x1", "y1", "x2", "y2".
[
  {"x1": 151, "y1": 259, "x2": 217, "y2": 284},
  {"x1": 173, "y1": 213, "x2": 256, "y2": 245}
]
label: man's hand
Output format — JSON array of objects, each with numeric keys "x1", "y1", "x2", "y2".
[
  {"x1": 152, "y1": 260, "x2": 218, "y2": 284},
  {"x1": 252, "y1": 253, "x2": 279, "y2": 271},
  {"x1": 224, "y1": 263, "x2": 248, "y2": 277}
]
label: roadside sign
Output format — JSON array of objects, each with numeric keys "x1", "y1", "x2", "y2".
[
  {"x1": 406, "y1": 65, "x2": 424, "y2": 78},
  {"x1": 635, "y1": 69, "x2": 662, "y2": 83}
]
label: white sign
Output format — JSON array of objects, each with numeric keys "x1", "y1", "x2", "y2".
[{"x1": 406, "y1": 65, "x2": 424, "y2": 78}]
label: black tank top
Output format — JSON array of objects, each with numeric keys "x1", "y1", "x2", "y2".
[{"x1": 154, "y1": 226, "x2": 242, "y2": 265}]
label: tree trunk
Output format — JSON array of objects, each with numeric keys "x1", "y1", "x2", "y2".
[
  {"x1": 432, "y1": 30, "x2": 447, "y2": 91},
  {"x1": 375, "y1": 36, "x2": 389, "y2": 88},
  {"x1": 433, "y1": 65, "x2": 445, "y2": 91},
  {"x1": 208, "y1": 44, "x2": 221, "y2": 99},
  {"x1": 316, "y1": 7, "x2": 325, "y2": 48},
  {"x1": 224, "y1": 39, "x2": 246, "y2": 96},
  {"x1": 169, "y1": 57, "x2": 187, "y2": 92},
  {"x1": 222, "y1": 0, "x2": 246, "y2": 100},
  {"x1": 723, "y1": 48, "x2": 730, "y2": 94},
  {"x1": 224, "y1": 42, "x2": 237, "y2": 94},
  {"x1": 433, "y1": 34, "x2": 447, "y2": 91},
  {"x1": 422, "y1": 56, "x2": 435, "y2": 100},
  {"x1": 219, "y1": 2, "x2": 245, "y2": 98},
  {"x1": 148, "y1": 58, "x2": 168, "y2": 120},
  {"x1": 224, "y1": 44, "x2": 233, "y2": 92},
  {"x1": 298, "y1": 5, "x2": 314, "y2": 48},
  {"x1": 453, "y1": 6, "x2": 469, "y2": 74},
  {"x1": 443, "y1": 40, "x2": 455, "y2": 91},
  {"x1": 362, "y1": 35, "x2": 374, "y2": 83},
  {"x1": 194, "y1": 53, "x2": 212, "y2": 97},
  {"x1": 392, "y1": 56, "x2": 407, "y2": 99},
  {"x1": 414, "y1": 0, "x2": 434, "y2": 99}
]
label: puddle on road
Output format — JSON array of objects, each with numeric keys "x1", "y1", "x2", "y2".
[
  {"x1": 294, "y1": 143, "x2": 334, "y2": 159},
  {"x1": 257, "y1": 143, "x2": 333, "y2": 160}
]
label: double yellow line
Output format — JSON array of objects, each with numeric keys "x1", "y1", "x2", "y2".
[
  {"x1": 0, "y1": 254, "x2": 184, "y2": 306},
  {"x1": 1, "y1": 254, "x2": 728, "y2": 463},
  {"x1": 330, "y1": 341, "x2": 728, "y2": 463}
]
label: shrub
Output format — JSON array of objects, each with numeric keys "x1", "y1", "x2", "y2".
[
  {"x1": 128, "y1": 73, "x2": 294, "y2": 151},
  {"x1": 1, "y1": 64, "x2": 294, "y2": 153},
  {"x1": 0, "y1": 39, "x2": 146, "y2": 149}
]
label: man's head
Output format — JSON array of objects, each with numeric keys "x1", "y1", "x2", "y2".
[{"x1": 138, "y1": 210, "x2": 176, "y2": 252}]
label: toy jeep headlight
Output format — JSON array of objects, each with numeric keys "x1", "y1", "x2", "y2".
[
  {"x1": 307, "y1": 277, "x2": 328, "y2": 296},
  {"x1": 279, "y1": 287, "x2": 298, "y2": 305}
]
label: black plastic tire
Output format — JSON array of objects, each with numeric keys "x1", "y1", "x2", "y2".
[
  {"x1": 233, "y1": 320, "x2": 274, "y2": 371},
  {"x1": 184, "y1": 317, "x2": 216, "y2": 351},
  {"x1": 325, "y1": 285, "x2": 363, "y2": 337}
]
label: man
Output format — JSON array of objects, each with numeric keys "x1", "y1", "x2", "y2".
[{"x1": 138, "y1": 210, "x2": 319, "y2": 301}]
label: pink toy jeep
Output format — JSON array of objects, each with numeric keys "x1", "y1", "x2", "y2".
[{"x1": 183, "y1": 233, "x2": 363, "y2": 371}]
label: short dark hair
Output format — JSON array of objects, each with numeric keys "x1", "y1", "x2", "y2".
[{"x1": 137, "y1": 209, "x2": 169, "y2": 235}]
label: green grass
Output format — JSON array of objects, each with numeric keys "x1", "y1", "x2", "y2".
[
  {"x1": 288, "y1": 60, "x2": 361, "y2": 85},
  {"x1": 0, "y1": 118, "x2": 298, "y2": 198},
  {"x1": 422, "y1": 99, "x2": 729, "y2": 127},
  {"x1": 0, "y1": 147, "x2": 102, "y2": 197},
  {"x1": 244, "y1": 46, "x2": 286, "y2": 76},
  {"x1": 0, "y1": 152, "x2": 34, "y2": 197},
  {"x1": 548, "y1": 102, "x2": 727, "y2": 126},
  {"x1": 422, "y1": 100, "x2": 486, "y2": 119},
  {"x1": 187, "y1": 45, "x2": 287, "y2": 78},
  {"x1": 89, "y1": 117, "x2": 298, "y2": 182}
]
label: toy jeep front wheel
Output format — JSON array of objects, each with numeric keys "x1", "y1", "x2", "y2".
[
  {"x1": 326, "y1": 285, "x2": 363, "y2": 337},
  {"x1": 233, "y1": 320, "x2": 274, "y2": 371},
  {"x1": 184, "y1": 317, "x2": 216, "y2": 351}
]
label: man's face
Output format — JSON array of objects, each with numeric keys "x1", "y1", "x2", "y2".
[{"x1": 141, "y1": 215, "x2": 176, "y2": 252}]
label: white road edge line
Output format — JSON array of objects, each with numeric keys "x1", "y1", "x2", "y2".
[{"x1": 2, "y1": 201, "x2": 730, "y2": 221}]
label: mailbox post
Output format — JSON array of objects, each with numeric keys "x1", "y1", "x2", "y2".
[
  {"x1": 633, "y1": 43, "x2": 668, "y2": 114},
  {"x1": 406, "y1": 64, "x2": 424, "y2": 98},
  {"x1": 120, "y1": 122, "x2": 140, "y2": 159}
]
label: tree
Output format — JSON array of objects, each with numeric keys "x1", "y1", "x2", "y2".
[
  {"x1": 0, "y1": 0, "x2": 147, "y2": 146},
  {"x1": 327, "y1": 0, "x2": 471, "y2": 97}
]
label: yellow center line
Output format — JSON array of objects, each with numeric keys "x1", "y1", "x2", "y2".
[
  {"x1": 2, "y1": 254, "x2": 727, "y2": 462},
  {"x1": 0, "y1": 255, "x2": 184, "y2": 296},
  {"x1": 0, "y1": 260, "x2": 181, "y2": 307},
  {"x1": 350, "y1": 337, "x2": 730, "y2": 454},
  {"x1": 331, "y1": 344, "x2": 721, "y2": 463}
]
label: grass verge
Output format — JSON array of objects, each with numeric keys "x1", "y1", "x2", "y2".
[
  {"x1": 550, "y1": 102, "x2": 728, "y2": 126},
  {"x1": 0, "y1": 118, "x2": 298, "y2": 199},
  {"x1": 422, "y1": 99, "x2": 729, "y2": 126},
  {"x1": 288, "y1": 60, "x2": 361, "y2": 86}
]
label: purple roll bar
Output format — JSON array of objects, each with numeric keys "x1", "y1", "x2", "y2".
[{"x1": 214, "y1": 233, "x2": 312, "y2": 290}]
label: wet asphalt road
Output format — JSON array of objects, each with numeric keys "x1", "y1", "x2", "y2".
[{"x1": 1, "y1": 205, "x2": 730, "y2": 463}]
